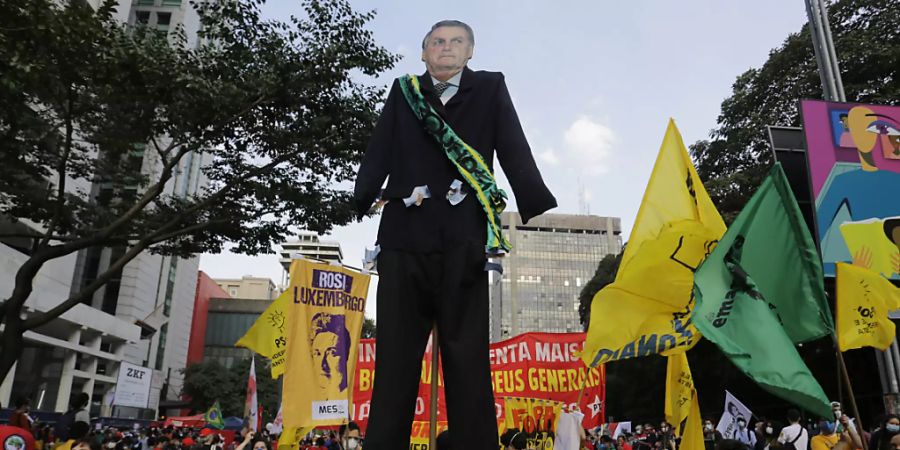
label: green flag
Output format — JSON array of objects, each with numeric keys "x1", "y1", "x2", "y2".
[
  {"x1": 693, "y1": 163, "x2": 833, "y2": 418},
  {"x1": 204, "y1": 401, "x2": 225, "y2": 429}
]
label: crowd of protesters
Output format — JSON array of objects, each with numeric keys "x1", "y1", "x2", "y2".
[{"x1": 6, "y1": 395, "x2": 900, "y2": 450}]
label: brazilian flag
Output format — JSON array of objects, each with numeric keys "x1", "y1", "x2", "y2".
[{"x1": 204, "y1": 401, "x2": 225, "y2": 429}]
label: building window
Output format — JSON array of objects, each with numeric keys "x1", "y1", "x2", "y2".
[
  {"x1": 229, "y1": 288, "x2": 238, "y2": 297},
  {"x1": 156, "y1": 12, "x2": 171, "y2": 26},
  {"x1": 163, "y1": 258, "x2": 178, "y2": 316},
  {"x1": 0, "y1": 218, "x2": 37, "y2": 256},
  {"x1": 155, "y1": 323, "x2": 168, "y2": 370},
  {"x1": 135, "y1": 11, "x2": 150, "y2": 25},
  {"x1": 137, "y1": 0, "x2": 155, "y2": 6},
  {"x1": 161, "y1": 0, "x2": 181, "y2": 5}
]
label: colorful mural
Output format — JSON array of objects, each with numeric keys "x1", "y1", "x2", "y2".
[{"x1": 801, "y1": 100, "x2": 900, "y2": 279}]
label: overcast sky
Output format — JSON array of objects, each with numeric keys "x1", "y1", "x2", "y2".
[{"x1": 198, "y1": 0, "x2": 810, "y2": 319}]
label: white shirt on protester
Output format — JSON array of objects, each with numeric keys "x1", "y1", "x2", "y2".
[
  {"x1": 778, "y1": 423, "x2": 809, "y2": 450},
  {"x1": 735, "y1": 427, "x2": 757, "y2": 447},
  {"x1": 75, "y1": 409, "x2": 89, "y2": 423},
  {"x1": 555, "y1": 411, "x2": 585, "y2": 450}
]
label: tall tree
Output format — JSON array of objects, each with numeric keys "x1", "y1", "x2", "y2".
[
  {"x1": 181, "y1": 355, "x2": 280, "y2": 424},
  {"x1": 690, "y1": 0, "x2": 899, "y2": 221},
  {"x1": 578, "y1": 252, "x2": 622, "y2": 331},
  {"x1": 361, "y1": 317, "x2": 376, "y2": 339},
  {"x1": 0, "y1": 0, "x2": 398, "y2": 380}
]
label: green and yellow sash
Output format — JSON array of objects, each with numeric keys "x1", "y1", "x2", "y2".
[{"x1": 397, "y1": 74, "x2": 511, "y2": 254}]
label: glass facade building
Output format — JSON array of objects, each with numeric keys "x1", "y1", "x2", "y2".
[
  {"x1": 490, "y1": 212, "x2": 623, "y2": 341},
  {"x1": 202, "y1": 298, "x2": 268, "y2": 369}
]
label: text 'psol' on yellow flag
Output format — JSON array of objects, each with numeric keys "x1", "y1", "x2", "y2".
[
  {"x1": 581, "y1": 120, "x2": 726, "y2": 367},
  {"x1": 282, "y1": 259, "x2": 370, "y2": 429},
  {"x1": 837, "y1": 262, "x2": 900, "y2": 351},
  {"x1": 665, "y1": 353, "x2": 693, "y2": 437},
  {"x1": 236, "y1": 289, "x2": 292, "y2": 378}
]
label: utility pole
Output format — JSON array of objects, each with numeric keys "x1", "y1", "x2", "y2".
[{"x1": 803, "y1": 0, "x2": 900, "y2": 416}]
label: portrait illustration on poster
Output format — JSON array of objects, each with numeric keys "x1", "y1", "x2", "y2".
[
  {"x1": 282, "y1": 259, "x2": 370, "y2": 429},
  {"x1": 309, "y1": 312, "x2": 351, "y2": 395},
  {"x1": 801, "y1": 100, "x2": 900, "y2": 279}
]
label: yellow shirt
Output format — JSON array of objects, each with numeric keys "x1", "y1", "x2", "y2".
[
  {"x1": 56, "y1": 439, "x2": 76, "y2": 450},
  {"x1": 811, "y1": 434, "x2": 841, "y2": 450}
]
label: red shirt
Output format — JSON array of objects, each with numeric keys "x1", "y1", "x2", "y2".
[{"x1": 8, "y1": 412, "x2": 31, "y2": 433}]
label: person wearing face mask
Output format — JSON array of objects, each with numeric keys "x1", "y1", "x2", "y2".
[
  {"x1": 811, "y1": 420, "x2": 843, "y2": 450},
  {"x1": 753, "y1": 421, "x2": 779, "y2": 450},
  {"x1": 321, "y1": 422, "x2": 361, "y2": 450},
  {"x1": 824, "y1": 402, "x2": 863, "y2": 450},
  {"x1": 657, "y1": 423, "x2": 676, "y2": 450},
  {"x1": 342, "y1": 428, "x2": 361, "y2": 450},
  {"x1": 643, "y1": 424, "x2": 658, "y2": 449},
  {"x1": 734, "y1": 418, "x2": 757, "y2": 449},
  {"x1": 870, "y1": 415, "x2": 900, "y2": 450},
  {"x1": 705, "y1": 420, "x2": 723, "y2": 450}
]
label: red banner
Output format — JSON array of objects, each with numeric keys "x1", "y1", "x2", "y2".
[{"x1": 351, "y1": 332, "x2": 605, "y2": 433}]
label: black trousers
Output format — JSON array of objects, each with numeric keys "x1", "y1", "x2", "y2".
[{"x1": 364, "y1": 242, "x2": 498, "y2": 450}]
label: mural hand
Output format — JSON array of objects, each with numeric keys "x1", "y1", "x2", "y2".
[{"x1": 852, "y1": 246, "x2": 873, "y2": 269}]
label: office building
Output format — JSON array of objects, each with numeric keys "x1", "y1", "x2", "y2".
[
  {"x1": 279, "y1": 233, "x2": 343, "y2": 270},
  {"x1": 0, "y1": 0, "x2": 206, "y2": 419},
  {"x1": 490, "y1": 212, "x2": 623, "y2": 341},
  {"x1": 214, "y1": 276, "x2": 278, "y2": 301}
]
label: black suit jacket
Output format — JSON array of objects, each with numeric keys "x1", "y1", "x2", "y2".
[{"x1": 354, "y1": 67, "x2": 557, "y2": 252}]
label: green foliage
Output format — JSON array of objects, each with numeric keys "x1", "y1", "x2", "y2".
[
  {"x1": 361, "y1": 317, "x2": 376, "y2": 339},
  {"x1": 0, "y1": 0, "x2": 398, "y2": 378},
  {"x1": 577, "y1": 252, "x2": 622, "y2": 331},
  {"x1": 690, "y1": 0, "x2": 899, "y2": 222},
  {"x1": 181, "y1": 355, "x2": 280, "y2": 424}
]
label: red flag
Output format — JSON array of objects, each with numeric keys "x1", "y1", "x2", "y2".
[{"x1": 244, "y1": 358, "x2": 259, "y2": 432}]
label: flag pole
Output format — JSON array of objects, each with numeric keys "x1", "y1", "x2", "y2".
[
  {"x1": 430, "y1": 323, "x2": 440, "y2": 448},
  {"x1": 831, "y1": 334, "x2": 868, "y2": 450}
]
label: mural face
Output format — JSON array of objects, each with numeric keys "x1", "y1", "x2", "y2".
[{"x1": 802, "y1": 100, "x2": 900, "y2": 279}]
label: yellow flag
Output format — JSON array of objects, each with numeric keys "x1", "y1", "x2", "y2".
[
  {"x1": 276, "y1": 427, "x2": 313, "y2": 450},
  {"x1": 681, "y1": 391, "x2": 705, "y2": 450},
  {"x1": 837, "y1": 262, "x2": 900, "y2": 351},
  {"x1": 282, "y1": 259, "x2": 370, "y2": 428},
  {"x1": 582, "y1": 120, "x2": 726, "y2": 367},
  {"x1": 665, "y1": 353, "x2": 693, "y2": 437},
  {"x1": 235, "y1": 289, "x2": 291, "y2": 378}
]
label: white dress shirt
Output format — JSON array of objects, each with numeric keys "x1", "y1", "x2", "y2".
[{"x1": 430, "y1": 69, "x2": 462, "y2": 104}]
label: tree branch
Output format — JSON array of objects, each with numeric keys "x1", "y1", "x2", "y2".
[
  {"x1": 146, "y1": 217, "x2": 234, "y2": 245},
  {"x1": 0, "y1": 232, "x2": 77, "y2": 241},
  {"x1": 23, "y1": 235, "x2": 152, "y2": 330},
  {"x1": 77, "y1": 92, "x2": 268, "y2": 244},
  {"x1": 37, "y1": 87, "x2": 75, "y2": 250},
  {"x1": 145, "y1": 201, "x2": 297, "y2": 247},
  {"x1": 150, "y1": 136, "x2": 169, "y2": 166}
]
